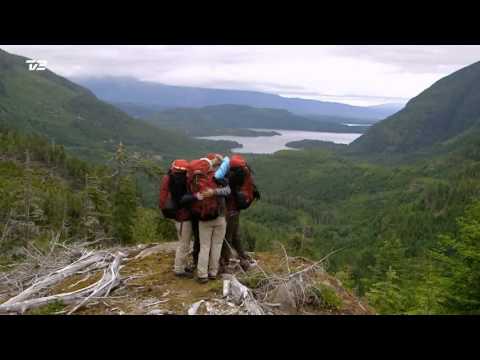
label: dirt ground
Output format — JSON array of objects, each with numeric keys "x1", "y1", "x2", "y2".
[{"x1": 28, "y1": 241, "x2": 374, "y2": 315}]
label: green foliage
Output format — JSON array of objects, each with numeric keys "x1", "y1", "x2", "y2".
[
  {"x1": 335, "y1": 267, "x2": 356, "y2": 291},
  {"x1": 112, "y1": 175, "x2": 137, "y2": 244},
  {"x1": 366, "y1": 267, "x2": 407, "y2": 314},
  {"x1": 432, "y1": 200, "x2": 480, "y2": 314},
  {"x1": 237, "y1": 139, "x2": 480, "y2": 314},
  {"x1": 286, "y1": 139, "x2": 348, "y2": 151},
  {"x1": 156, "y1": 217, "x2": 177, "y2": 241},
  {"x1": 408, "y1": 257, "x2": 444, "y2": 315},
  {"x1": 28, "y1": 300, "x2": 66, "y2": 315},
  {"x1": 309, "y1": 284, "x2": 343, "y2": 310},
  {"x1": 241, "y1": 224, "x2": 257, "y2": 252},
  {"x1": 0, "y1": 127, "x2": 172, "y2": 261},
  {"x1": 132, "y1": 208, "x2": 161, "y2": 243},
  {"x1": 239, "y1": 271, "x2": 266, "y2": 289}
]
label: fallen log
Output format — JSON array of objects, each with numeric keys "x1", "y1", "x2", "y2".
[
  {"x1": 1, "y1": 250, "x2": 111, "y2": 307},
  {"x1": 0, "y1": 252, "x2": 124, "y2": 314}
]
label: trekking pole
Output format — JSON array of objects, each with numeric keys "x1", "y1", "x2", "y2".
[{"x1": 223, "y1": 237, "x2": 250, "y2": 275}]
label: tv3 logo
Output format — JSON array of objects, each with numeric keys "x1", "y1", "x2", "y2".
[{"x1": 26, "y1": 59, "x2": 47, "y2": 71}]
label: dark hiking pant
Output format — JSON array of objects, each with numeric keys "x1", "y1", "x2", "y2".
[
  {"x1": 191, "y1": 217, "x2": 200, "y2": 266},
  {"x1": 220, "y1": 213, "x2": 248, "y2": 265}
]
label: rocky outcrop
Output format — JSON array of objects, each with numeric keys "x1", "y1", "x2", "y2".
[{"x1": 0, "y1": 241, "x2": 374, "y2": 315}]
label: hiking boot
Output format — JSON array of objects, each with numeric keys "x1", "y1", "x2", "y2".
[
  {"x1": 184, "y1": 266, "x2": 195, "y2": 274},
  {"x1": 218, "y1": 267, "x2": 233, "y2": 275},
  {"x1": 217, "y1": 263, "x2": 228, "y2": 275},
  {"x1": 197, "y1": 277, "x2": 209, "y2": 284},
  {"x1": 175, "y1": 272, "x2": 193, "y2": 279},
  {"x1": 240, "y1": 259, "x2": 252, "y2": 272}
]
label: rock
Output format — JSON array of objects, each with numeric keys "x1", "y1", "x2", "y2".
[
  {"x1": 147, "y1": 309, "x2": 165, "y2": 315},
  {"x1": 269, "y1": 283, "x2": 297, "y2": 312},
  {"x1": 222, "y1": 275, "x2": 265, "y2": 315}
]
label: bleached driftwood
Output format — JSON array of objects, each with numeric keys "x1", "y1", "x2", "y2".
[
  {"x1": 0, "y1": 250, "x2": 111, "y2": 307},
  {"x1": 0, "y1": 252, "x2": 125, "y2": 314},
  {"x1": 67, "y1": 252, "x2": 125, "y2": 314},
  {"x1": 188, "y1": 300, "x2": 205, "y2": 315}
]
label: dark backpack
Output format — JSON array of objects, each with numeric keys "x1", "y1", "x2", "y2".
[
  {"x1": 229, "y1": 155, "x2": 260, "y2": 210},
  {"x1": 159, "y1": 160, "x2": 189, "y2": 220},
  {"x1": 159, "y1": 174, "x2": 176, "y2": 219}
]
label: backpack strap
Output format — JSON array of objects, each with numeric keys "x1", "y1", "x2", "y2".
[{"x1": 199, "y1": 157, "x2": 213, "y2": 170}]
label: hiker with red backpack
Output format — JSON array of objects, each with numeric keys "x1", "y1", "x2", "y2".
[
  {"x1": 188, "y1": 155, "x2": 231, "y2": 284},
  {"x1": 220, "y1": 154, "x2": 261, "y2": 273},
  {"x1": 190, "y1": 153, "x2": 230, "y2": 270},
  {"x1": 159, "y1": 159, "x2": 199, "y2": 278}
]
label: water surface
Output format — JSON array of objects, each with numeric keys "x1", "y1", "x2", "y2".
[{"x1": 197, "y1": 128, "x2": 363, "y2": 154}]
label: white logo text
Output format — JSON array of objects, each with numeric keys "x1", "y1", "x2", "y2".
[{"x1": 26, "y1": 59, "x2": 48, "y2": 71}]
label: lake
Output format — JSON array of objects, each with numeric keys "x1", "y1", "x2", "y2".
[{"x1": 197, "y1": 129, "x2": 363, "y2": 154}]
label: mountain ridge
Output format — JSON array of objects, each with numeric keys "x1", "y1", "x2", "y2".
[
  {"x1": 0, "y1": 49, "x2": 234, "y2": 162},
  {"x1": 72, "y1": 76, "x2": 401, "y2": 120},
  {"x1": 141, "y1": 104, "x2": 371, "y2": 135},
  {"x1": 350, "y1": 60, "x2": 480, "y2": 154}
]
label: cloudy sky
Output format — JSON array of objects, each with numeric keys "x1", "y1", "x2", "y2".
[{"x1": 2, "y1": 45, "x2": 480, "y2": 106}]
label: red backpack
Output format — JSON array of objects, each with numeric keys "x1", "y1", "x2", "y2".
[
  {"x1": 188, "y1": 158, "x2": 221, "y2": 221},
  {"x1": 229, "y1": 154, "x2": 258, "y2": 210},
  {"x1": 159, "y1": 159, "x2": 190, "y2": 220}
]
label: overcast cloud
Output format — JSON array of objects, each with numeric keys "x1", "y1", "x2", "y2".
[{"x1": 1, "y1": 45, "x2": 479, "y2": 106}]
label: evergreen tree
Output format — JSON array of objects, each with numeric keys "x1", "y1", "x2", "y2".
[
  {"x1": 366, "y1": 266, "x2": 407, "y2": 314},
  {"x1": 78, "y1": 174, "x2": 111, "y2": 241},
  {"x1": 433, "y1": 200, "x2": 480, "y2": 314},
  {"x1": 112, "y1": 175, "x2": 137, "y2": 244},
  {"x1": 408, "y1": 256, "x2": 444, "y2": 314}
]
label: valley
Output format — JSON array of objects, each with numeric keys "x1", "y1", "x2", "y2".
[{"x1": 1, "y1": 46, "x2": 480, "y2": 315}]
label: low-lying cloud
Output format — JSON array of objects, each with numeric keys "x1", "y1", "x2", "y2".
[{"x1": 1, "y1": 45, "x2": 479, "y2": 106}]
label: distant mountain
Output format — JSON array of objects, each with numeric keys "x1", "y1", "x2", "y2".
[
  {"x1": 350, "y1": 60, "x2": 480, "y2": 154},
  {"x1": 0, "y1": 49, "x2": 234, "y2": 162},
  {"x1": 72, "y1": 76, "x2": 400, "y2": 120},
  {"x1": 144, "y1": 104, "x2": 370, "y2": 136},
  {"x1": 366, "y1": 103, "x2": 405, "y2": 114},
  {"x1": 110, "y1": 102, "x2": 170, "y2": 119},
  {"x1": 303, "y1": 114, "x2": 377, "y2": 125}
]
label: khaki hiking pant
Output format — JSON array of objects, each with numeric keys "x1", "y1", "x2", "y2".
[
  {"x1": 197, "y1": 216, "x2": 227, "y2": 279},
  {"x1": 174, "y1": 220, "x2": 193, "y2": 274}
]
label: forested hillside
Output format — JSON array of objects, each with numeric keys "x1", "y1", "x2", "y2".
[
  {"x1": 351, "y1": 60, "x2": 480, "y2": 154},
  {"x1": 240, "y1": 141, "x2": 480, "y2": 314},
  {"x1": 0, "y1": 49, "x2": 234, "y2": 163},
  {"x1": 0, "y1": 127, "x2": 176, "y2": 266},
  {"x1": 144, "y1": 105, "x2": 369, "y2": 135}
]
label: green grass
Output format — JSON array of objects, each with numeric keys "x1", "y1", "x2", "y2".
[{"x1": 28, "y1": 300, "x2": 66, "y2": 315}]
